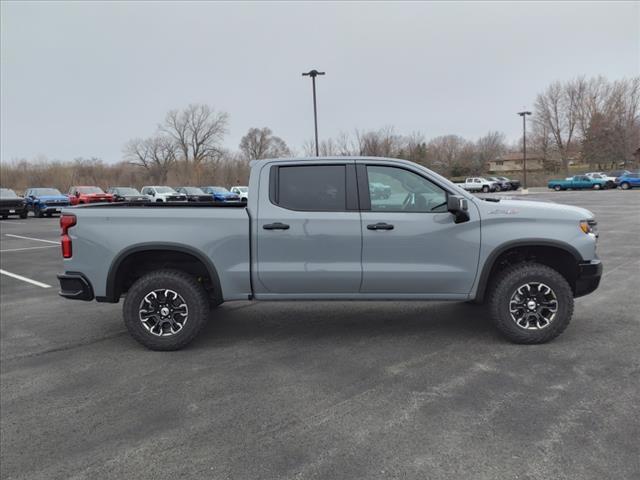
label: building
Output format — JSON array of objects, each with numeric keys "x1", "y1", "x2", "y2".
[{"x1": 487, "y1": 152, "x2": 545, "y2": 172}]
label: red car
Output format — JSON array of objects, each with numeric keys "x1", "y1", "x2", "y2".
[{"x1": 67, "y1": 186, "x2": 114, "y2": 205}]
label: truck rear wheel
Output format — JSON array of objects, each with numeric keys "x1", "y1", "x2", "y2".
[
  {"x1": 123, "y1": 269, "x2": 209, "y2": 350},
  {"x1": 488, "y1": 263, "x2": 573, "y2": 344}
]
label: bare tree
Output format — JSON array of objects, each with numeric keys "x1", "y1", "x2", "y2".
[
  {"x1": 426, "y1": 135, "x2": 471, "y2": 175},
  {"x1": 162, "y1": 104, "x2": 229, "y2": 167},
  {"x1": 534, "y1": 80, "x2": 581, "y2": 175},
  {"x1": 473, "y1": 131, "x2": 506, "y2": 174},
  {"x1": 354, "y1": 126, "x2": 401, "y2": 157},
  {"x1": 239, "y1": 127, "x2": 290, "y2": 160},
  {"x1": 124, "y1": 136, "x2": 177, "y2": 184}
]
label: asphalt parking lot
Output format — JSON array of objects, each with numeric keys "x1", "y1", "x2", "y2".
[{"x1": 1, "y1": 189, "x2": 639, "y2": 480}]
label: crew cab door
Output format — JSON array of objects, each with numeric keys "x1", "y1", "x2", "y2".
[
  {"x1": 358, "y1": 163, "x2": 481, "y2": 295},
  {"x1": 255, "y1": 162, "x2": 362, "y2": 294}
]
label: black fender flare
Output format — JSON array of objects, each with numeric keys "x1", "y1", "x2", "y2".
[
  {"x1": 98, "y1": 243, "x2": 223, "y2": 304},
  {"x1": 473, "y1": 239, "x2": 583, "y2": 302}
]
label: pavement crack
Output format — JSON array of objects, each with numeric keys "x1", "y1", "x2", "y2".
[{"x1": 2, "y1": 331, "x2": 128, "y2": 362}]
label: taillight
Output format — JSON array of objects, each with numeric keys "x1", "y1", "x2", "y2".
[{"x1": 60, "y1": 214, "x2": 76, "y2": 258}]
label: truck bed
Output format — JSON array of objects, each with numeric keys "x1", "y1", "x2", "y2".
[{"x1": 62, "y1": 203, "x2": 252, "y2": 301}]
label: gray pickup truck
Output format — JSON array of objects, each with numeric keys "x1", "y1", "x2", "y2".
[{"x1": 57, "y1": 157, "x2": 602, "y2": 350}]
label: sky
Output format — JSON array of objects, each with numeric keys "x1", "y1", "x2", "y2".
[{"x1": 1, "y1": 1, "x2": 639, "y2": 163}]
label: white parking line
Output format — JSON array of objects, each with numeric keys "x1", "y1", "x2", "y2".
[
  {"x1": 0, "y1": 221, "x2": 28, "y2": 225},
  {"x1": 4, "y1": 234, "x2": 59, "y2": 244},
  {"x1": 0, "y1": 269, "x2": 52, "y2": 288},
  {"x1": 0, "y1": 245, "x2": 59, "y2": 253}
]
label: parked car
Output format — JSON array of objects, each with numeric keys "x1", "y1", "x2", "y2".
[
  {"x1": 614, "y1": 172, "x2": 640, "y2": 190},
  {"x1": 230, "y1": 186, "x2": 249, "y2": 203},
  {"x1": 57, "y1": 157, "x2": 602, "y2": 351},
  {"x1": 369, "y1": 182, "x2": 392, "y2": 199},
  {"x1": 175, "y1": 187, "x2": 215, "y2": 202},
  {"x1": 548, "y1": 175, "x2": 608, "y2": 191},
  {"x1": 486, "y1": 177, "x2": 512, "y2": 191},
  {"x1": 24, "y1": 187, "x2": 70, "y2": 217},
  {"x1": 106, "y1": 187, "x2": 152, "y2": 203},
  {"x1": 140, "y1": 186, "x2": 187, "y2": 202},
  {"x1": 456, "y1": 177, "x2": 498, "y2": 193},
  {"x1": 0, "y1": 188, "x2": 28, "y2": 219},
  {"x1": 200, "y1": 186, "x2": 241, "y2": 202},
  {"x1": 494, "y1": 176, "x2": 521, "y2": 190},
  {"x1": 584, "y1": 172, "x2": 616, "y2": 189},
  {"x1": 67, "y1": 186, "x2": 114, "y2": 205}
]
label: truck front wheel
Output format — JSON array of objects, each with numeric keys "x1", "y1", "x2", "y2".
[
  {"x1": 123, "y1": 269, "x2": 209, "y2": 350},
  {"x1": 488, "y1": 263, "x2": 573, "y2": 344}
]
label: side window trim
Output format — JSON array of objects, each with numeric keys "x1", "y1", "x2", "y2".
[{"x1": 355, "y1": 164, "x2": 371, "y2": 211}]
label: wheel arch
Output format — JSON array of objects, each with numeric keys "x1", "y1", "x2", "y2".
[
  {"x1": 474, "y1": 239, "x2": 583, "y2": 302},
  {"x1": 100, "y1": 243, "x2": 223, "y2": 305}
]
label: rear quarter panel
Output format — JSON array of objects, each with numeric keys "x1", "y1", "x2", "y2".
[{"x1": 62, "y1": 206, "x2": 251, "y2": 300}]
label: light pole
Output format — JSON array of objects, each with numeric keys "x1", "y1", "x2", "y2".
[
  {"x1": 517, "y1": 111, "x2": 532, "y2": 189},
  {"x1": 302, "y1": 69, "x2": 325, "y2": 157}
]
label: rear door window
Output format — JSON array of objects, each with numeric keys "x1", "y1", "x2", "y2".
[{"x1": 274, "y1": 165, "x2": 346, "y2": 211}]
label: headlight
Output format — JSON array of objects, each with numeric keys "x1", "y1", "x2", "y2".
[{"x1": 579, "y1": 219, "x2": 598, "y2": 237}]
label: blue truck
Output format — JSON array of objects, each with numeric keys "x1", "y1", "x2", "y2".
[
  {"x1": 57, "y1": 157, "x2": 602, "y2": 350},
  {"x1": 24, "y1": 187, "x2": 71, "y2": 217}
]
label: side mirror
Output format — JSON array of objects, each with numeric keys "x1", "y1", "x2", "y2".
[{"x1": 447, "y1": 195, "x2": 470, "y2": 224}]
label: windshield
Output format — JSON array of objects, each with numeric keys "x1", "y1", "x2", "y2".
[
  {"x1": 31, "y1": 188, "x2": 62, "y2": 196},
  {"x1": 155, "y1": 187, "x2": 177, "y2": 194},
  {"x1": 115, "y1": 188, "x2": 141, "y2": 195},
  {"x1": 209, "y1": 187, "x2": 229, "y2": 193},
  {"x1": 0, "y1": 188, "x2": 18, "y2": 198},
  {"x1": 77, "y1": 187, "x2": 105, "y2": 194},
  {"x1": 182, "y1": 187, "x2": 205, "y2": 195},
  {"x1": 235, "y1": 187, "x2": 248, "y2": 193},
  {"x1": 497, "y1": 177, "x2": 509, "y2": 181}
]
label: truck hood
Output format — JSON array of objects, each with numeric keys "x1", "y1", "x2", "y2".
[
  {"x1": 82, "y1": 193, "x2": 112, "y2": 198},
  {"x1": 36, "y1": 195, "x2": 69, "y2": 202},
  {"x1": 477, "y1": 198, "x2": 594, "y2": 221}
]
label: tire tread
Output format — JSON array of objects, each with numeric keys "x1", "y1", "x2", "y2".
[{"x1": 488, "y1": 262, "x2": 574, "y2": 344}]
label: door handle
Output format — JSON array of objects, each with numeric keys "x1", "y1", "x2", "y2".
[
  {"x1": 263, "y1": 222, "x2": 290, "y2": 230},
  {"x1": 367, "y1": 222, "x2": 394, "y2": 231}
]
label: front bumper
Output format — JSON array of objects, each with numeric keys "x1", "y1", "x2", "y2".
[
  {"x1": 0, "y1": 205, "x2": 27, "y2": 215},
  {"x1": 574, "y1": 259, "x2": 603, "y2": 298},
  {"x1": 58, "y1": 272, "x2": 94, "y2": 301},
  {"x1": 42, "y1": 204, "x2": 69, "y2": 212}
]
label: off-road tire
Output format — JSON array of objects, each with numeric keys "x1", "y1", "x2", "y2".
[
  {"x1": 488, "y1": 262, "x2": 574, "y2": 344},
  {"x1": 123, "y1": 269, "x2": 209, "y2": 351}
]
